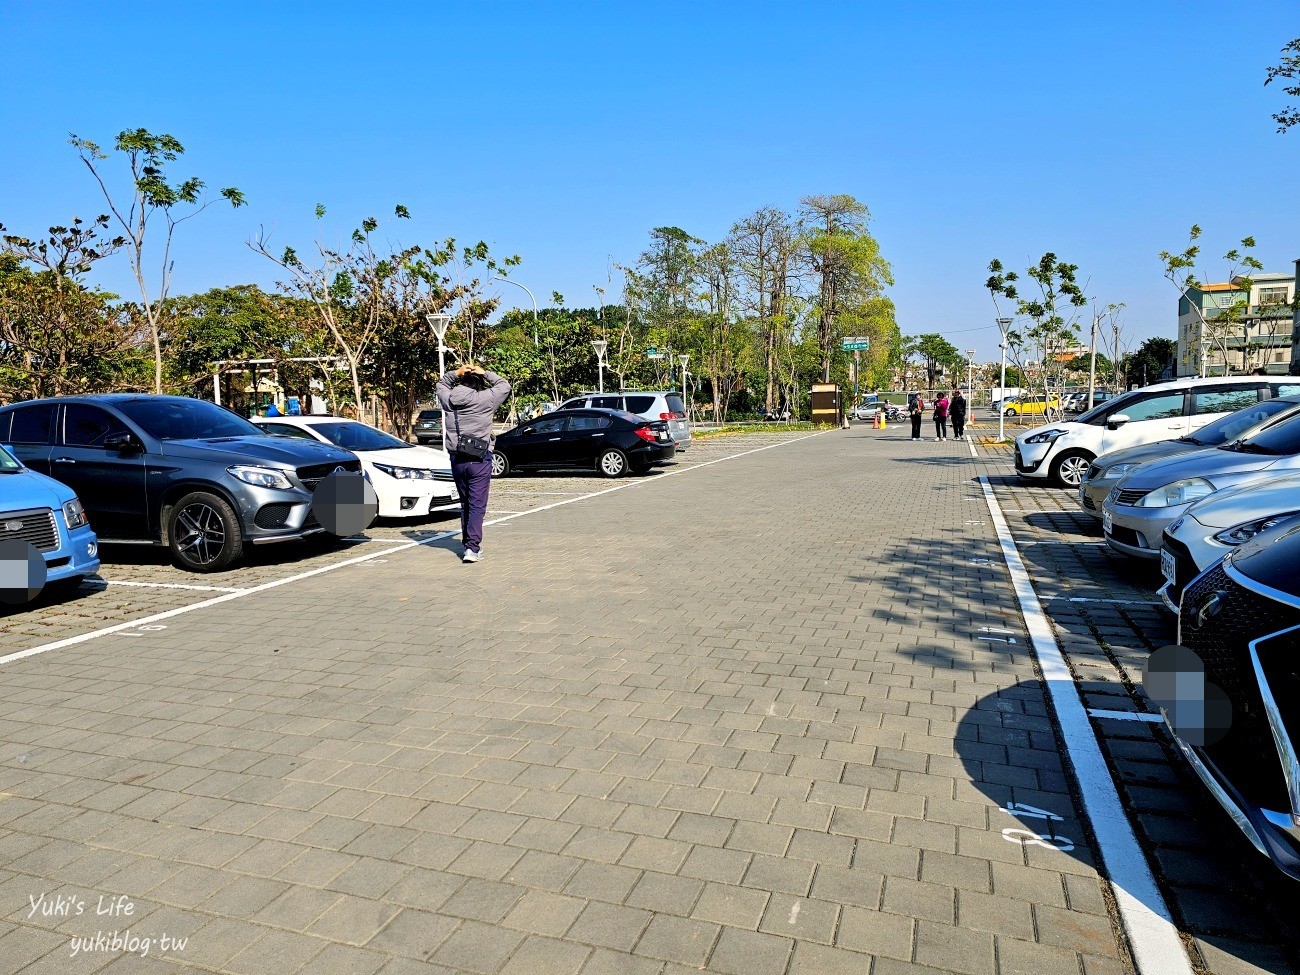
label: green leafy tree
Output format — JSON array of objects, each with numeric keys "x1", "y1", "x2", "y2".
[
  {"x1": 1122, "y1": 337, "x2": 1176, "y2": 388},
  {"x1": 904, "y1": 333, "x2": 964, "y2": 389},
  {"x1": 70, "y1": 129, "x2": 245, "y2": 393},
  {"x1": 0, "y1": 215, "x2": 146, "y2": 399},
  {"x1": 1266, "y1": 38, "x2": 1300, "y2": 132},
  {"x1": 798, "y1": 194, "x2": 892, "y2": 382}
]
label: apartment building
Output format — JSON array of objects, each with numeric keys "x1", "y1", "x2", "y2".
[{"x1": 1176, "y1": 272, "x2": 1296, "y2": 377}]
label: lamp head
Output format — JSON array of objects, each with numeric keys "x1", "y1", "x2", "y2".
[{"x1": 425, "y1": 312, "x2": 451, "y2": 342}]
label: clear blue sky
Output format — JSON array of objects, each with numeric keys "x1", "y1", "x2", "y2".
[{"x1": 4, "y1": 1, "x2": 1297, "y2": 361}]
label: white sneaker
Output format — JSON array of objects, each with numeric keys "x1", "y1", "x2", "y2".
[
  {"x1": 934, "y1": 437, "x2": 941, "y2": 442},
  {"x1": 462, "y1": 549, "x2": 480, "y2": 563}
]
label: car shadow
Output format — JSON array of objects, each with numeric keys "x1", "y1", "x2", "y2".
[{"x1": 956, "y1": 678, "x2": 1300, "y2": 968}]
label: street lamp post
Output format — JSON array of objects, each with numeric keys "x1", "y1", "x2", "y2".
[
  {"x1": 592, "y1": 339, "x2": 608, "y2": 394},
  {"x1": 965, "y1": 349, "x2": 976, "y2": 420},
  {"x1": 425, "y1": 312, "x2": 452, "y2": 379},
  {"x1": 679, "y1": 355, "x2": 689, "y2": 419},
  {"x1": 996, "y1": 317, "x2": 1013, "y2": 443},
  {"x1": 492, "y1": 277, "x2": 539, "y2": 346}
]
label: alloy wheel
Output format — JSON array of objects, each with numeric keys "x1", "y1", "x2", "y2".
[
  {"x1": 600, "y1": 451, "x2": 626, "y2": 476},
  {"x1": 174, "y1": 502, "x2": 226, "y2": 567},
  {"x1": 1058, "y1": 455, "x2": 1090, "y2": 488}
]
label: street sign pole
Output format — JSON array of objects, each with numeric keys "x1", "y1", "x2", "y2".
[{"x1": 853, "y1": 350, "x2": 860, "y2": 406}]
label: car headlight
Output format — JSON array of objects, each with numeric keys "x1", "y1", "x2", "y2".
[
  {"x1": 1096, "y1": 463, "x2": 1136, "y2": 482},
  {"x1": 227, "y1": 465, "x2": 294, "y2": 490},
  {"x1": 1213, "y1": 511, "x2": 1300, "y2": 546},
  {"x1": 1023, "y1": 429, "x2": 1067, "y2": 445},
  {"x1": 62, "y1": 498, "x2": 89, "y2": 530},
  {"x1": 1134, "y1": 477, "x2": 1215, "y2": 508},
  {"x1": 373, "y1": 463, "x2": 437, "y2": 480}
]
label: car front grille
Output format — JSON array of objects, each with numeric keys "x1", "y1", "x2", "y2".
[
  {"x1": 1082, "y1": 494, "x2": 1097, "y2": 511},
  {"x1": 297, "y1": 460, "x2": 363, "y2": 491},
  {"x1": 1107, "y1": 524, "x2": 1145, "y2": 549},
  {"x1": 1179, "y1": 563, "x2": 1300, "y2": 811},
  {"x1": 1113, "y1": 488, "x2": 1150, "y2": 506},
  {"x1": 432, "y1": 471, "x2": 454, "y2": 482},
  {"x1": 0, "y1": 508, "x2": 59, "y2": 553},
  {"x1": 254, "y1": 503, "x2": 296, "y2": 529}
]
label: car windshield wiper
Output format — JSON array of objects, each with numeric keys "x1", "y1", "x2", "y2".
[
  {"x1": 1226, "y1": 441, "x2": 1278, "y2": 454},
  {"x1": 1176, "y1": 436, "x2": 1203, "y2": 445}
]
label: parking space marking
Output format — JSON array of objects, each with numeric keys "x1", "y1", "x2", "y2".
[
  {"x1": 1088, "y1": 709, "x2": 1166, "y2": 724},
  {"x1": 92, "y1": 579, "x2": 247, "y2": 594},
  {"x1": 977, "y1": 473, "x2": 1194, "y2": 975},
  {"x1": 1, "y1": 433, "x2": 821, "y2": 668}
]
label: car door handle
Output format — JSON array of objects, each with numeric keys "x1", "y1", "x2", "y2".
[
  {"x1": 53, "y1": 457, "x2": 76, "y2": 464},
  {"x1": 592, "y1": 433, "x2": 604, "y2": 437},
  {"x1": 547, "y1": 437, "x2": 560, "y2": 441}
]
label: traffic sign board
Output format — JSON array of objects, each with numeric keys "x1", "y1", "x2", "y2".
[{"x1": 841, "y1": 338, "x2": 870, "y2": 351}]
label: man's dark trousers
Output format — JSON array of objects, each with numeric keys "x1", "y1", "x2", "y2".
[{"x1": 451, "y1": 452, "x2": 493, "y2": 553}]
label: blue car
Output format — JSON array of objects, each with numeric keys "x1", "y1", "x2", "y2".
[{"x1": 1, "y1": 443, "x2": 100, "y2": 591}]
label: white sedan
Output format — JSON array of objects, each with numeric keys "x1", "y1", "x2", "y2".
[{"x1": 252, "y1": 416, "x2": 458, "y2": 518}]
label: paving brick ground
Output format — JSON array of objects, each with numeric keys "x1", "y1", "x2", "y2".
[{"x1": 0, "y1": 425, "x2": 1288, "y2": 974}]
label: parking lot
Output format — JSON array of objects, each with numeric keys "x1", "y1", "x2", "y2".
[{"x1": 1, "y1": 425, "x2": 1297, "y2": 974}]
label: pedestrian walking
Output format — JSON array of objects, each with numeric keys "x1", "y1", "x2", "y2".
[
  {"x1": 908, "y1": 393, "x2": 926, "y2": 441},
  {"x1": 933, "y1": 392, "x2": 950, "y2": 441},
  {"x1": 437, "y1": 363, "x2": 512, "y2": 563},
  {"x1": 950, "y1": 389, "x2": 968, "y2": 441}
]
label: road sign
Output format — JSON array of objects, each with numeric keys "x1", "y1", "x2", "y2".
[{"x1": 841, "y1": 337, "x2": 870, "y2": 351}]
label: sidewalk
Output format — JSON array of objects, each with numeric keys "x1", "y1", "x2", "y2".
[{"x1": 0, "y1": 429, "x2": 1128, "y2": 974}]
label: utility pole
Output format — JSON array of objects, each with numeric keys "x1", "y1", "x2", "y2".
[
  {"x1": 1087, "y1": 309, "x2": 1099, "y2": 410},
  {"x1": 1113, "y1": 320, "x2": 1121, "y2": 390}
]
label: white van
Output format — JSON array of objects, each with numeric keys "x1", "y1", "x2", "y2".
[{"x1": 1013, "y1": 376, "x2": 1300, "y2": 487}]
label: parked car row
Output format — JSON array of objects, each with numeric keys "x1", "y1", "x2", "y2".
[
  {"x1": 0, "y1": 394, "x2": 455, "y2": 576},
  {"x1": 0, "y1": 389, "x2": 693, "y2": 581},
  {"x1": 1014, "y1": 374, "x2": 1300, "y2": 881}
]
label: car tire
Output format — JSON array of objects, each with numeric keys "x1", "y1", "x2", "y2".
[
  {"x1": 167, "y1": 491, "x2": 244, "y2": 572},
  {"x1": 597, "y1": 448, "x2": 629, "y2": 478},
  {"x1": 630, "y1": 461, "x2": 652, "y2": 475},
  {"x1": 1051, "y1": 450, "x2": 1093, "y2": 489},
  {"x1": 1004, "y1": 408, "x2": 1018, "y2": 417},
  {"x1": 491, "y1": 452, "x2": 510, "y2": 478}
]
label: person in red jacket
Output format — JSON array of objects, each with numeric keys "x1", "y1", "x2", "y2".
[{"x1": 933, "y1": 393, "x2": 950, "y2": 441}]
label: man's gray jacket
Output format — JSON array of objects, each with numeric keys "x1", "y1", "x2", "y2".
[{"x1": 436, "y1": 370, "x2": 511, "y2": 454}]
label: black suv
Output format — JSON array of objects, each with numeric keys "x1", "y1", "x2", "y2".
[
  {"x1": 413, "y1": 408, "x2": 443, "y2": 445},
  {"x1": 0, "y1": 395, "x2": 362, "y2": 571}
]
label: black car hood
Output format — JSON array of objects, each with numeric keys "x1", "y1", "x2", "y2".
[
  {"x1": 160, "y1": 436, "x2": 356, "y2": 468},
  {"x1": 1226, "y1": 518, "x2": 1300, "y2": 601}
]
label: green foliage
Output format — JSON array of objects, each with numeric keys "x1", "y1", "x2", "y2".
[
  {"x1": 1266, "y1": 38, "x2": 1300, "y2": 132},
  {"x1": 1122, "y1": 337, "x2": 1176, "y2": 386}
]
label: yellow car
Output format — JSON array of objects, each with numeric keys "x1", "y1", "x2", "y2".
[{"x1": 1001, "y1": 395, "x2": 1061, "y2": 418}]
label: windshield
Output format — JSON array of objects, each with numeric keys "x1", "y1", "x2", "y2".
[
  {"x1": 309, "y1": 422, "x2": 410, "y2": 451},
  {"x1": 1229, "y1": 411, "x2": 1300, "y2": 457},
  {"x1": 1188, "y1": 399, "x2": 1298, "y2": 446},
  {"x1": 0, "y1": 446, "x2": 22, "y2": 472},
  {"x1": 116, "y1": 399, "x2": 262, "y2": 441}
]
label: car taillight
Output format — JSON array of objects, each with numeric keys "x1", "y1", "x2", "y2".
[
  {"x1": 634, "y1": 427, "x2": 657, "y2": 443},
  {"x1": 660, "y1": 412, "x2": 678, "y2": 420}
]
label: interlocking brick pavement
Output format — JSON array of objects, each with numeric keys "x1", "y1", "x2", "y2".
[{"x1": 0, "y1": 426, "x2": 1268, "y2": 974}]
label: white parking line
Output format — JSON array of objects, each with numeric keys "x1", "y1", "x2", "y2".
[
  {"x1": 977, "y1": 474, "x2": 1193, "y2": 975},
  {"x1": 90, "y1": 579, "x2": 247, "y2": 594},
  {"x1": 1, "y1": 433, "x2": 821, "y2": 668},
  {"x1": 1088, "y1": 709, "x2": 1166, "y2": 724}
]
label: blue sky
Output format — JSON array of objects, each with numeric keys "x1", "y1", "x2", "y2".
[{"x1": 3, "y1": 1, "x2": 1297, "y2": 361}]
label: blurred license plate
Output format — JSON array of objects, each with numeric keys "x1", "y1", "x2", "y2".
[
  {"x1": 1102, "y1": 508, "x2": 1113, "y2": 534},
  {"x1": 1161, "y1": 549, "x2": 1176, "y2": 586}
]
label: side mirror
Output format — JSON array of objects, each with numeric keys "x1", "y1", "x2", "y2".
[
  {"x1": 1106, "y1": 414, "x2": 1130, "y2": 431},
  {"x1": 104, "y1": 432, "x2": 142, "y2": 452}
]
